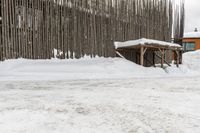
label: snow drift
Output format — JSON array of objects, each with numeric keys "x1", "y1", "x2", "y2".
[
  {"x1": 183, "y1": 50, "x2": 200, "y2": 72},
  {"x1": 0, "y1": 57, "x2": 165, "y2": 81},
  {"x1": 0, "y1": 51, "x2": 200, "y2": 81}
]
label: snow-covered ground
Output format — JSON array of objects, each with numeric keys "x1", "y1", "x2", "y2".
[
  {"x1": 0, "y1": 78, "x2": 200, "y2": 133},
  {"x1": 0, "y1": 51, "x2": 200, "y2": 133}
]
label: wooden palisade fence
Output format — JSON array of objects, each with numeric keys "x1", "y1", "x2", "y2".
[{"x1": 0, "y1": 0, "x2": 185, "y2": 60}]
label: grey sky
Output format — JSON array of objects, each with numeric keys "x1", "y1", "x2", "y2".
[{"x1": 185, "y1": 0, "x2": 200, "y2": 33}]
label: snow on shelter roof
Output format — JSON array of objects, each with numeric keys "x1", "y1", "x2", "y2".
[
  {"x1": 184, "y1": 32, "x2": 200, "y2": 38},
  {"x1": 114, "y1": 38, "x2": 181, "y2": 49}
]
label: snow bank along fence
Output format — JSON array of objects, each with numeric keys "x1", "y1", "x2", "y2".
[{"x1": 0, "y1": 0, "x2": 185, "y2": 61}]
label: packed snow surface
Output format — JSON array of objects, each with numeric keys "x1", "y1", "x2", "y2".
[
  {"x1": 0, "y1": 51, "x2": 200, "y2": 133},
  {"x1": 0, "y1": 78, "x2": 200, "y2": 133},
  {"x1": 184, "y1": 32, "x2": 200, "y2": 38},
  {"x1": 115, "y1": 38, "x2": 181, "y2": 49}
]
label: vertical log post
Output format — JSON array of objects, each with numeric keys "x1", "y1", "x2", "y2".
[
  {"x1": 161, "y1": 49, "x2": 164, "y2": 68},
  {"x1": 140, "y1": 46, "x2": 147, "y2": 66},
  {"x1": 159, "y1": 48, "x2": 165, "y2": 68},
  {"x1": 140, "y1": 46, "x2": 144, "y2": 66},
  {"x1": 153, "y1": 51, "x2": 155, "y2": 67},
  {"x1": 176, "y1": 50, "x2": 179, "y2": 67}
]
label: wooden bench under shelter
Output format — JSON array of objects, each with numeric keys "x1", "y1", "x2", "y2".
[{"x1": 115, "y1": 38, "x2": 183, "y2": 68}]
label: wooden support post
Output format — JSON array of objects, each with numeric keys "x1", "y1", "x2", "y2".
[
  {"x1": 140, "y1": 46, "x2": 148, "y2": 66},
  {"x1": 153, "y1": 51, "x2": 156, "y2": 67},
  {"x1": 159, "y1": 48, "x2": 164, "y2": 68},
  {"x1": 140, "y1": 46, "x2": 144, "y2": 66},
  {"x1": 176, "y1": 51, "x2": 179, "y2": 67},
  {"x1": 179, "y1": 50, "x2": 183, "y2": 64}
]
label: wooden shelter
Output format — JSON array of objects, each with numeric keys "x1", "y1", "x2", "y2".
[{"x1": 115, "y1": 38, "x2": 182, "y2": 68}]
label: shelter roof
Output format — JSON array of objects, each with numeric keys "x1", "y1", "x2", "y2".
[{"x1": 115, "y1": 38, "x2": 181, "y2": 50}]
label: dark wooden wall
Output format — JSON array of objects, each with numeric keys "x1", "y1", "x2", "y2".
[{"x1": 0, "y1": 0, "x2": 185, "y2": 61}]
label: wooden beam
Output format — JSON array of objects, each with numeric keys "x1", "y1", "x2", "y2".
[
  {"x1": 153, "y1": 51, "x2": 156, "y2": 67},
  {"x1": 140, "y1": 46, "x2": 144, "y2": 66},
  {"x1": 116, "y1": 44, "x2": 182, "y2": 51},
  {"x1": 143, "y1": 47, "x2": 148, "y2": 55},
  {"x1": 176, "y1": 50, "x2": 179, "y2": 67},
  {"x1": 179, "y1": 50, "x2": 183, "y2": 64},
  {"x1": 161, "y1": 49, "x2": 164, "y2": 68},
  {"x1": 116, "y1": 51, "x2": 126, "y2": 59},
  {"x1": 155, "y1": 52, "x2": 171, "y2": 67}
]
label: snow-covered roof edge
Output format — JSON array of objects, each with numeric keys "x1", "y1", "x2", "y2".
[
  {"x1": 115, "y1": 38, "x2": 181, "y2": 49},
  {"x1": 183, "y1": 32, "x2": 200, "y2": 39}
]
